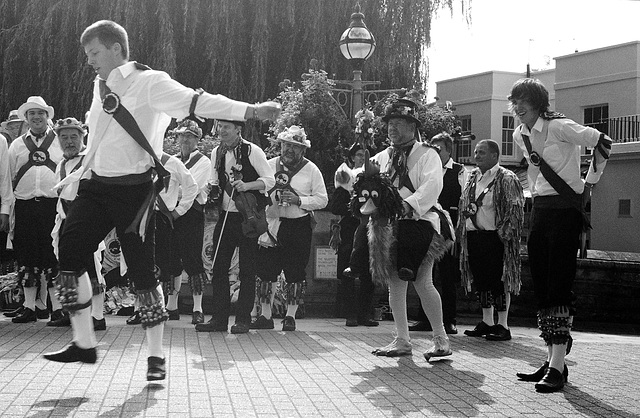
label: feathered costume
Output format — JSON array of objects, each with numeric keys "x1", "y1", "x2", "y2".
[{"x1": 458, "y1": 166, "x2": 525, "y2": 294}]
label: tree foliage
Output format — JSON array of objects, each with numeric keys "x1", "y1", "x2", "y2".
[{"x1": 0, "y1": 0, "x2": 469, "y2": 122}]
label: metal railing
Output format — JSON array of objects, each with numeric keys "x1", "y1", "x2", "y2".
[{"x1": 608, "y1": 115, "x2": 640, "y2": 143}]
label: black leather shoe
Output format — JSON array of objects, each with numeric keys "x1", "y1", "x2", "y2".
[
  {"x1": 47, "y1": 310, "x2": 71, "y2": 327},
  {"x1": 342, "y1": 267, "x2": 359, "y2": 279},
  {"x1": 3, "y1": 306, "x2": 24, "y2": 318},
  {"x1": 167, "y1": 309, "x2": 180, "y2": 320},
  {"x1": 250, "y1": 315, "x2": 274, "y2": 329},
  {"x1": 345, "y1": 318, "x2": 358, "y2": 327},
  {"x1": 485, "y1": 324, "x2": 512, "y2": 341},
  {"x1": 43, "y1": 342, "x2": 97, "y2": 364},
  {"x1": 535, "y1": 367, "x2": 566, "y2": 393},
  {"x1": 358, "y1": 318, "x2": 379, "y2": 327},
  {"x1": 12, "y1": 307, "x2": 37, "y2": 323},
  {"x1": 517, "y1": 362, "x2": 569, "y2": 382},
  {"x1": 195, "y1": 318, "x2": 228, "y2": 332},
  {"x1": 126, "y1": 311, "x2": 142, "y2": 325},
  {"x1": 93, "y1": 317, "x2": 106, "y2": 331},
  {"x1": 191, "y1": 311, "x2": 204, "y2": 325},
  {"x1": 444, "y1": 323, "x2": 458, "y2": 335},
  {"x1": 147, "y1": 356, "x2": 166, "y2": 381},
  {"x1": 409, "y1": 320, "x2": 432, "y2": 332},
  {"x1": 230, "y1": 322, "x2": 250, "y2": 334},
  {"x1": 35, "y1": 307, "x2": 49, "y2": 319},
  {"x1": 464, "y1": 321, "x2": 492, "y2": 337},
  {"x1": 282, "y1": 316, "x2": 296, "y2": 331}
]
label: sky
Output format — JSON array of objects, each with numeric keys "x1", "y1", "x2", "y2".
[{"x1": 425, "y1": 0, "x2": 640, "y2": 99}]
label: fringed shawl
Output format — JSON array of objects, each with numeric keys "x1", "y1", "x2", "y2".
[{"x1": 458, "y1": 166, "x2": 525, "y2": 295}]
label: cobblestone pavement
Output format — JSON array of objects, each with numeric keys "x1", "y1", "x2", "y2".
[{"x1": 1, "y1": 315, "x2": 639, "y2": 417}]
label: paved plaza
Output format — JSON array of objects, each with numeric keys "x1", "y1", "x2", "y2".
[{"x1": 0, "y1": 314, "x2": 639, "y2": 417}]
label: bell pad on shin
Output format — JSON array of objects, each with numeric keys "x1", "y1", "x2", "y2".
[
  {"x1": 188, "y1": 272, "x2": 206, "y2": 295},
  {"x1": 137, "y1": 287, "x2": 169, "y2": 329},
  {"x1": 56, "y1": 271, "x2": 92, "y2": 312}
]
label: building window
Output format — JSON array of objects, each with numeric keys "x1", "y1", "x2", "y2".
[
  {"x1": 584, "y1": 105, "x2": 609, "y2": 154},
  {"x1": 458, "y1": 115, "x2": 472, "y2": 159},
  {"x1": 619, "y1": 199, "x2": 631, "y2": 217},
  {"x1": 502, "y1": 114, "x2": 515, "y2": 156}
]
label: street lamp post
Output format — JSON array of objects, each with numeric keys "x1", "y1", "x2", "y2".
[{"x1": 333, "y1": 3, "x2": 380, "y2": 124}]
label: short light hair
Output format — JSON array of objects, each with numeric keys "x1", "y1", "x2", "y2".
[{"x1": 81, "y1": 20, "x2": 129, "y2": 60}]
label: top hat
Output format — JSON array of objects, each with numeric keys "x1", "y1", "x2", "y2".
[
  {"x1": 17, "y1": 96, "x2": 55, "y2": 121},
  {"x1": 381, "y1": 98, "x2": 421, "y2": 127}
]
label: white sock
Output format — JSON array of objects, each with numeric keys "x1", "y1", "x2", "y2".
[
  {"x1": 413, "y1": 260, "x2": 447, "y2": 337},
  {"x1": 71, "y1": 272, "x2": 97, "y2": 349},
  {"x1": 261, "y1": 302, "x2": 272, "y2": 319},
  {"x1": 23, "y1": 286, "x2": 37, "y2": 310},
  {"x1": 35, "y1": 275, "x2": 48, "y2": 310},
  {"x1": 49, "y1": 286, "x2": 62, "y2": 311},
  {"x1": 92, "y1": 292, "x2": 104, "y2": 320},
  {"x1": 285, "y1": 304, "x2": 298, "y2": 319},
  {"x1": 549, "y1": 343, "x2": 566, "y2": 372},
  {"x1": 482, "y1": 307, "x2": 495, "y2": 326},
  {"x1": 192, "y1": 294, "x2": 203, "y2": 313}
]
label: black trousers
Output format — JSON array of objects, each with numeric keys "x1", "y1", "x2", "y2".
[
  {"x1": 210, "y1": 211, "x2": 257, "y2": 325},
  {"x1": 467, "y1": 230, "x2": 505, "y2": 295},
  {"x1": 13, "y1": 198, "x2": 58, "y2": 271},
  {"x1": 528, "y1": 206, "x2": 582, "y2": 311},
  {"x1": 155, "y1": 206, "x2": 205, "y2": 280},
  {"x1": 258, "y1": 215, "x2": 312, "y2": 284},
  {"x1": 59, "y1": 179, "x2": 157, "y2": 291}
]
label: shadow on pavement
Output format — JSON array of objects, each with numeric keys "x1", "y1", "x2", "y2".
[{"x1": 350, "y1": 358, "x2": 493, "y2": 417}]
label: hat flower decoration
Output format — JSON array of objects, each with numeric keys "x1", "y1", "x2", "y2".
[
  {"x1": 354, "y1": 108, "x2": 376, "y2": 150},
  {"x1": 277, "y1": 125, "x2": 311, "y2": 148}
]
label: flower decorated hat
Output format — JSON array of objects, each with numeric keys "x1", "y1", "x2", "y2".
[
  {"x1": 381, "y1": 98, "x2": 421, "y2": 127},
  {"x1": 277, "y1": 125, "x2": 311, "y2": 148},
  {"x1": 53, "y1": 117, "x2": 87, "y2": 136},
  {"x1": 173, "y1": 119, "x2": 202, "y2": 139}
]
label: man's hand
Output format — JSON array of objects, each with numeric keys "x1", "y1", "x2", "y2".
[
  {"x1": 254, "y1": 101, "x2": 281, "y2": 121},
  {"x1": 232, "y1": 179, "x2": 250, "y2": 192},
  {"x1": 0, "y1": 214, "x2": 8, "y2": 232}
]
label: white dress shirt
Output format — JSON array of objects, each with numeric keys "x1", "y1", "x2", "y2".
[
  {"x1": 157, "y1": 154, "x2": 198, "y2": 216},
  {"x1": 8, "y1": 129, "x2": 63, "y2": 200},
  {"x1": 179, "y1": 150, "x2": 211, "y2": 206},
  {"x1": 0, "y1": 136, "x2": 15, "y2": 214},
  {"x1": 513, "y1": 117, "x2": 607, "y2": 197},
  {"x1": 373, "y1": 142, "x2": 443, "y2": 231},
  {"x1": 465, "y1": 164, "x2": 499, "y2": 231},
  {"x1": 265, "y1": 157, "x2": 328, "y2": 220},
  {"x1": 85, "y1": 61, "x2": 249, "y2": 178}
]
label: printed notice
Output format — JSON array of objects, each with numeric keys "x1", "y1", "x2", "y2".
[{"x1": 315, "y1": 246, "x2": 337, "y2": 279}]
